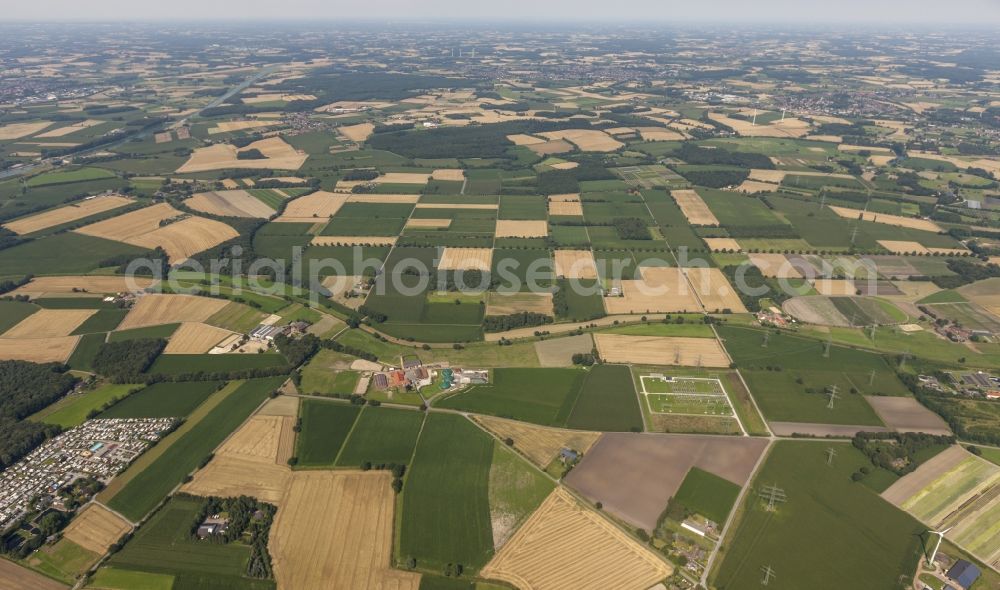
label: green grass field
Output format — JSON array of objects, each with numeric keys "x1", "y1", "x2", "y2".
[
  {"x1": 87, "y1": 567, "x2": 175, "y2": 590},
  {"x1": 146, "y1": 353, "x2": 287, "y2": 376},
  {"x1": 400, "y1": 413, "x2": 494, "y2": 574},
  {"x1": 26, "y1": 166, "x2": 116, "y2": 187},
  {"x1": 437, "y1": 368, "x2": 586, "y2": 426},
  {"x1": 566, "y1": 364, "x2": 643, "y2": 431},
  {"x1": 296, "y1": 399, "x2": 360, "y2": 466},
  {"x1": 67, "y1": 331, "x2": 107, "y2": 371},
  {"x1": 336, "y1": 407, "x2": 424, "y2": 467},
  {"x1": 106, "y1": 377, "x2": 283, "y2": 521},
  {"x1": 98, "y1": 381, "x2": 222, "y2": 418},
  {"x1": 71, "y1": 309, "x2": 128, "y2": 334},
  {"x1": 107, "y1": 495, "x2": 274, "y2": 590},
  {"x1": 711, "y1": 441, "x2": 925, "y2": 590},
  {"x1": 487, "y1": 443, "x2": 554, "y2": 543},
  {"x1": 108, "y1": 323, "x2": 179, "y2": 342},
  {"x1": 23, "y1": 538, "x2": 98, "y2": 584},
  {"x1": 646, "y1": 393, "x2": 733, "y2": 416},
  {"x1": 32, "y1": 382, "x2": 140, "y2": 427},
  {"x1": 0, "y1": 299, "x2": 38, "y2": 334},
  {"x1": 672, "y1": 467, "x2": 741, "y2": 524},
  {"x1": 0, "y1": 233, "x2": 149, "y2": 275}
]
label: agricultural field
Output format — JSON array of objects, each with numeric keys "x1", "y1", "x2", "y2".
[
  {"x1": 711, "y1": 441, "x2": 926, "y2": 590},
  {"x1": 295, "y1": 399, "x2": 361, "y2": 466}
]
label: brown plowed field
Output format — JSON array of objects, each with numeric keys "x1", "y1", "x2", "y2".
[
  {"x1": 564, "y1": 433, "x2": 768, "y2": 531},
  {"x1": 62, "y1": 504, "x2": 131, "y2": 555},
  {"x1": 0, "y1": 558, "x2": 67, "y2": 590},
  {"x1": 480, "y1": 487, "x2": 672, "y2": 590},
  {"x1": 865, "y1": 397, "x2": 952, "y2": 435}
]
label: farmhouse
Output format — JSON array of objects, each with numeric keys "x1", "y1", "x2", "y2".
[
  {"x1": 249, "y1": 324, "x2": 288, "y2": 341},
  {"x1": 946, "y1": 560, "x2": 981, "y2": 590}
]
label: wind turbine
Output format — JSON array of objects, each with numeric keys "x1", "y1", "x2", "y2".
[
  {"x1": 926, "y1": 527, "x2": 953, "y2": 567},
  {"x1": 752, "y1": 108, "x2": 758, "y2": 127}
]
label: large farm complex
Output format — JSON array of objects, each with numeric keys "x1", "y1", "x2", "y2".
[{"x1": 0, "y1": 14, "x2": 999, "y2": 590}]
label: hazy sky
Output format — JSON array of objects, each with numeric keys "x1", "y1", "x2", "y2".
[{"x1": 3, "y1": 0, "x2": 1000, "y2": 24}]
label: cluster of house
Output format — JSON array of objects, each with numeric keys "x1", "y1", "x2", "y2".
[
  {"x1": 756, "y1": 306, "x2": 793, "y2": 328},
  {"x1": 0, "y1": 418, "x2": 173, "y2": 531},
  {"x1": 370, "y1": 357, "x2": 488, "y2": 393}
]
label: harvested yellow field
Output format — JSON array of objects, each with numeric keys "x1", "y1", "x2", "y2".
[
  {"x1": 472, "y1": 415, "x2": 600, "y2": 468},
  {"x1": 187, "y1": 190, "x2": 277, "y2": 218},
  {"x1": 258, "y1": 394, "x2": 299, "y2": 416},
  {"x1": 0, "y1": 121, "x2": 53, "y2": 140},
  {"x1": 637, "y1": 126, "x2": 685, "y2": 141},
  {"x1": 748, "y1": 253, "x2": 803, "y2": 278},
  {"x1": 870, "y1": 154, "x2": 896, "y2": 166},
  {"x1": 595, "y1": 334, "x2": 730, "y2": 367},
  {"x1": 486, "y1": 292, "x2": 554, "y2": 316},
  {"x1": 748, "y1": 169, "x2": 856, "y2": 184},
  {"x1": 548, "y1": 197, "x2": 583, "y2": 216},
  {"x1": 685, "y1": 267, "x2": 747, "y2": 313},
  {"x1": 346, "y1": 194, "x2": 420, "y2": 203},
  {"x1": 708, "y1": 112, "x2": 811, "y2": 138},
  {"x1": 539, "y1": 129, "x2": 623, "y2": 152},
  {"x1": 481, "y1": 488, "x2": 671, "y2": 590},
  {"x1": 0, "y1": 555, "x2": 68, "y2": 590},
  {"x1": 603, "y1": 267, "x2": 701, "y2": 314},
  {"x1": 0, "y1": 337, "x2": 79, "y2": 363},
  {"x1": 811, "y1": 279, "x2": 858, "y2": 296},
  {"x1": 439, "y1": 247, "x2": 493, "y2": 271},
  {"x1": 405, "y1": 218, "x2": 451, "y2": 229},
  {"x1": 554, "y1": 250, "x2": 598, "y2": 279},
  {"x1": 431, "y1": 169, "x2": 465, "y2": 181},
  {"x1": 339, "y1": 122, "x2": 375, "y2": 142},
  {"x1": 163, "y1": 322, "x2": 235, "y2": 354},
  {"x1": 878, "y1": 240, "x2": 931, "y2": 255},
  {"x1": 9, "y1": 275, "x2": 156, "y2": 298},
  {"x1": 221, "y1": 179, "x2": 240, "y2": 189},
  {"x1": 377, "y1": 172, "x2": 430, "y2": 184},
  {"x1": 243, "y1": 93, "x2": 316, "y2": 104},
  {"x1": 839, "y1": 144, "x2": 893, "y2": 153},
  {"x1": 34, "y1": 119, "x2": 102, "y2": 138},
  {"x1": 135, "y1": 217, "x2": 238, "y2": 262},
  {"x1": 506, "y1": 133, "x2": 546, "y2": 145},
  {"x1": 311, "y1": 236, "x2": 397, "y2": 246},
  {"x1": 704, "y1": 238, "x2": 742, "y2": 252},
  {"x1": 4, "y1": 195, "x2": 133, "y2": 235},
  {"x1": 829, "y1": 205, "x2": 941, "y2": 232},
  {"x1": 274, "y1": 191, "x2": 345, "y2": 222},
  {"x1": 181, "y1": 412, "x2": 295, "y2": 502},
  {"x1": 549, "y1": 161, "x2": 579, "y2": 170},
  {"x1": 117, "y1": 294, "x2": 229, "y2": 330},
  {"x1": 176, "y1": 137, "x2": 307, "y2": 173},
  {"x1": 495, "y1": 220, "x2": 548, "y2": 238},
  {"x1": 75, "y1": 202, "x2": 177, "y2": 241},
  {"x1": 62, "y1": 504, "x2": 131, "y2": 555},
  {"x1": 672, "y1": 189, "x2": 719, "y2": 226},
  {"x1": 183, "y1": 454, "x2": 290, "y2": 504},
  {"x1": 2, "y1": 309, "x2": 95, "y2": 339},
  {"x1": 907, "y1": 150, "x2": 1000, "y2": 177},
  {"x1": 207, "y1": 120, "x2": 278, "y2": 134},
  {"x1": 806, "y1": 135, "x2": 843, "y2": 143},
  {"x1": 269, "y1": 471, "x2": 420, "y2": 590},
  {"x1": 415, "y1": 203, "x2": 498, "y2": 211}
]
